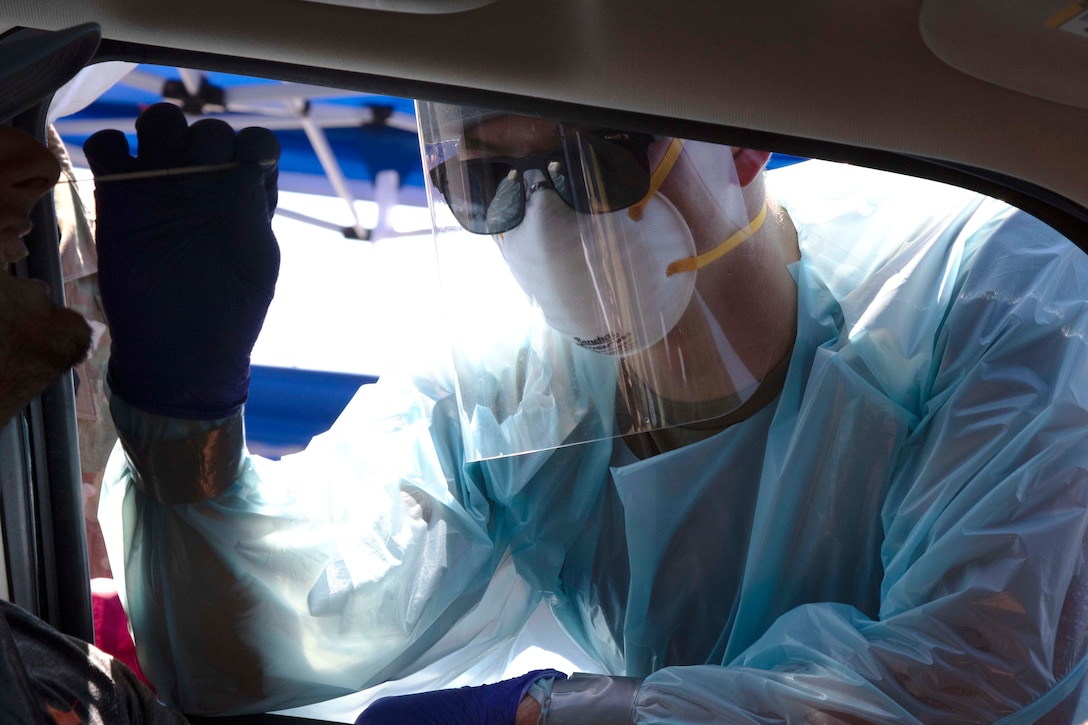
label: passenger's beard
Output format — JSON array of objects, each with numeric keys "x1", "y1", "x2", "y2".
[{"x1": 0, "y1": 289, "x2": 92, "y2": 426}]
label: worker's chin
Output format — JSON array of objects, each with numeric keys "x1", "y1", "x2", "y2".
[{"x1": 0, "y1": 303, "x2": 92, "y2": 423}]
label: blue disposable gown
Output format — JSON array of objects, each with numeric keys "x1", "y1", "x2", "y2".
[{"x1": 99, "y1": 160, "x2": 1088, "y2": 722}]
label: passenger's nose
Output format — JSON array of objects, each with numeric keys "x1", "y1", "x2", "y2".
[{"x1": 0, "y1": 126, "x2": 62, "y2": 204}]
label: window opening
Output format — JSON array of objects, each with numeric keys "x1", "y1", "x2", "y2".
[{"x1": 43, "y1": 61, "x2": 1088, "y2": 725}]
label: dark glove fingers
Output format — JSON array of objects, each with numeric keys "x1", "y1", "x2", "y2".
[
  {"x1": 215, "y1": 127, "x2": 281, "y2": 272},
  {"x1": 221, "y1": 162, "x2": 281, "y2": 293},
  {"x1": 185, "y1": 118, "x2": 237, "y2": 166},
  {"x1": 134, "y1": 102, "x2": 188, "y2": 170},
  {"x1": 236, "y1": 126, "x2": 281, "y2": 217},
  {"x1": 234, "y1": 126, "x2": 280, "y2": 165},
  {"x1": 82, "y1": 129, "x2": 132, "y2": 177}
]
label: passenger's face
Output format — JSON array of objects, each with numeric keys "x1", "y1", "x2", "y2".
[{"x1": 0, "y1": 125, "x2": 91, "y2": 424}]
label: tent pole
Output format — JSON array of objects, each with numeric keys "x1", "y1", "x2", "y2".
[
  {"x1": 372, "y1": 169, "x2": 399, "y2": 242},
  {"x1": 298, "y1": 112, "x2": 369, "y2": 240}
]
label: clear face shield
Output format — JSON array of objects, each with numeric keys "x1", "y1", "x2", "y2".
[{"x1": 417, "y1": 101, "x2": 778, "y2": 461}]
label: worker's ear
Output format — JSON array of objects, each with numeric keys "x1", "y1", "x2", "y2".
[{"x1": 734, "y1": 149, "x2": 772, "y2": 187}]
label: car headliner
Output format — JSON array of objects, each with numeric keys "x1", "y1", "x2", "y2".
[{"x1": 1, "y1": 0, "x2": 1086, "y2": 232}]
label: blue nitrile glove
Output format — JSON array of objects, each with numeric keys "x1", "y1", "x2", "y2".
[
  {"x1": 84, "y1": 102, "x2": 280, "y2": 419},
  {"x1": 355, "y1": 670, "x2": 567, "y2": 725}
]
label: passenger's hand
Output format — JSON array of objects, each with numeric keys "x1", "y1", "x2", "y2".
[
  {"x1": 85, "y1": 102, "x2": 280, "y2": 419},
  {"x1": 355, "y1": 670, "x2": 565, "y2": 725}
]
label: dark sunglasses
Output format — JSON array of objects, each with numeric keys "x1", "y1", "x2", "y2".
[{"x1": 429, "y1": 128, "x2": 656, "y2": 234}]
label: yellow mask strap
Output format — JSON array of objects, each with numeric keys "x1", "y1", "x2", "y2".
[
  {"x1": 627, "y1": 138, "x2": 685, "y2": 222},
  {"x1": 665, "y1": 201, "x2": 768, "y2": 277}
]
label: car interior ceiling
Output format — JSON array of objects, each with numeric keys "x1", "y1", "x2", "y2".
[{"x1": 1, "y1": 0, "x2": 1086, "y2": 218}]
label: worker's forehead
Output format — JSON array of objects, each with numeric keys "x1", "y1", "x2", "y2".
[{"x1": 462, "y1": 114, "x2": 562, "y2": 157}]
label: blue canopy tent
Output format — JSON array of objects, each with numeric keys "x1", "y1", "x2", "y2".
[{"x1": 54, "y1": 64, "x2": 429, "y2": 236}]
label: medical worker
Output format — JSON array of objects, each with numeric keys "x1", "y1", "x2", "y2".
[{"x1": 87, "y1": 87, "x2": 1088, "y2": 725}]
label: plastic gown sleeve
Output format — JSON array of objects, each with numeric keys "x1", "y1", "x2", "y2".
[
  {"x1": 101, "y1": 378, "x2": 498, "y2": 714},
  {"x1": 99, "y1": 340, "x2": 616, "y2": 715},
  {"x1": 582, "y1": 197, "x2": 1088, "y2": 722}
]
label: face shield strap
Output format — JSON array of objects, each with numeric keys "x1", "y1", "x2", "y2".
[{"x1": 666, "y1": 200, "x2": 768, "y2": 277}]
